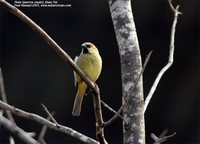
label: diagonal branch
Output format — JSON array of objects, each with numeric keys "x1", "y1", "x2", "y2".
[
  {"x1": 144, "y1": 1, "x2": 182, "y2": 113},
  {"x1": 100, "y1": 100, "x2": 126, "y2": 122},
  {"x1": 0, "y1": 100, "x2": 99, "y2": 144},
  {"x1": 0, "y1": 1, "x2": 105, "y2": 143},
  {"x1": 151, "y1": 130, "x2": 176, "y2": 144},
  {"x1": 41, "y1": 104, "x2": 59, "y2": 127},
  {"x1": 0, "y1": 0, "x2": 95, "y2": 93},
  {"x1": 0, "y1": 68, "x2": 15, "y2": 124},
  {"x1": 38, "y1": 112, "x2": 55, "y2": 144},
  {"x1": 0, "y1": 114, "x2": 39, "y2": 144},
  {"x1": 104, "y1": 51, "x2": 152, "y2": 126}
]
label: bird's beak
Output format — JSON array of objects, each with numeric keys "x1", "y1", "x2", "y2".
[
  {"x1": 81, "y1": 43, "x2": 88, "y2": 53},
  {"x1": 81, "y1": 43, "x2": 86, "y2": 49}
]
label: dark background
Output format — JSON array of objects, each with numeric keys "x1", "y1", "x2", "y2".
[{"x1": 0, "y1": 0, "x2": 199, "y2": 143}]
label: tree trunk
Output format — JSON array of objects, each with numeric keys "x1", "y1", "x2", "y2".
[{"x1": 108, "y1": 0, "x2": 145, "y2": 144}]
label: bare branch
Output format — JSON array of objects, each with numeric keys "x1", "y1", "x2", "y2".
[
  {"x1": 0, "y1": 100, "x2": 99, "y2": 144},
  {"x1": 92, "y1": 85, "x2": 108, "y2": 144},
  {"x1": 0, "y1": 1, "x2": 104, "y2": 143},
  {"x1": 0, "y1": 114, "x2": 39, "y2": 144},
  {"x1": 0, "y1": 68, "x2": 15, "y2": 124},
  {"x1": 0, "y1": 0, "x2": 96, "y2": 94},
  {"x1": 38, "y1": 112, "x2": 55, "y2": 144},
  {"x1": 41, "y1": 104, "x2": 59, "y2": 127},
  {"x1": 151, "y1": 130, "x2": 176, "y2": 144},
  {"x1": 104, "y1": 51, "x2": 152, "y2": 126},
  {"x1": 167, "y1": 0, "x2": 182, "y2": 15},
  {"x1": 9, "y1": 136, "x2": 15, "y2": 144},
  {"x1": 27, "y1": 132, "x2": 36, "y2": 137},
  {"x1": 100, "y1": 100, "x2": 126, "y2": 123},
  {"x1": 38, "y1": 124, "x2": 48, "y2": 144},
  {"x1": 144, "y1": 1, "x2": 182, "y2": 113}
]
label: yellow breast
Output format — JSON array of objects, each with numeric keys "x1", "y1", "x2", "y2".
[{"x1": 74, "y1": 52, "x2": 102, "y2": 83}]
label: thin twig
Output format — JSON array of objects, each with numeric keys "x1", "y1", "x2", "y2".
[
  {"x1": 104, "y1": 51, "x2": 152, "y2": 126},
  {"x1": 0, "y1": 114, "x2": 39, "y2": 144},
  {"x1": 151, "y1": 129, "x2": 168, "y2": 142},
  {"x1": 0, "y1": 68, "x2": 15, "y2": 124},
  {"x1": 158, "y1": 129, "x2": 168, "y2": 138},
  {"x1": 100, "y1": 100, "x2": 126, "y2": 123},
  {"x1": 27, "y1": 132, "x2": 36, "y2": 137},
  {"x1": 0, "y1": 100, "x2": 99, "y2": 144},
  {"x1": 38, "y1": 112, "x2": 55, "y2": 144},
  {"x1": 151, "y1": 131, "x2": 176, "y2": 144},
  {"x1": 151, "y1": 133, "x2": 159, "y2": 142},
  {"x1": 144, "y1": 1, "x2": 181, "y2": 113},
  {"x1": 167, "y1": 0, "x2": 182, "y2": 15},
  {"x1": 41, "y1": 104, "x2": 59, "y2": 127},
  {"x1": 9, "y1": 136, "x2": 15, "y2": 144}
]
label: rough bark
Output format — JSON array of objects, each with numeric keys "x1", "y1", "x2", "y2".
[{"x1": 108, "y1": 0, "x2": 145, "y2": 144}]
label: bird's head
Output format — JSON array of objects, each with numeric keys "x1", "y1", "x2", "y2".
[{"x1": 81, "y1": 42, "x2": 99, "y2": 54}]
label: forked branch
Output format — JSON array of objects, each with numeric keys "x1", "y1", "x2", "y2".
[
  {"x1": 151, "y1": 129, "x2": 176, "y2": 144},
  {"x1": 0, "y1": 113, "x2": 39, "y2": 144},
  {"x1": 0, "y1": 68, "x2": 15, "y2": 124},
  {"x1": 0, "y1": 100, "x2": 99, "y2": 144},
  {"x1": 144, "y1": 0, "x2": 182, "y2": 113},
  {"x1": 104, "y1": 51, "x2": 152, "y2": 126}
]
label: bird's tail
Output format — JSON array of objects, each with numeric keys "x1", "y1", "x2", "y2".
[{"x1": 72, "y1": 83, "x2": 87, "y2": 116}]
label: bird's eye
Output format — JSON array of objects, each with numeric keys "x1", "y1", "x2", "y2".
[{"x1": 86, "y1": 44, "x2": 91, "y2": 48}]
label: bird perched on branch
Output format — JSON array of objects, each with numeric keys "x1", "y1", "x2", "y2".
[{"x1": 72, "y1": 42, "x2": 102, "y2": 116}]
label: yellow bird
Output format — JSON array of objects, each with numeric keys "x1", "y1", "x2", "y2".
[{"x1": 72, "y1": 42, "x2": 102, "y2": 116}]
